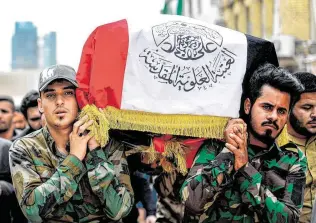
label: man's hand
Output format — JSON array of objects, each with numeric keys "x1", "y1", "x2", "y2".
[
  {"x1": 224, "y1": 118, "x2": 246, "y2": 148},
  {"x1": 224, "y1": 119, "x2": 248, "y2": 171},
  {"x1": 88, "y1": 136, "x2": 100, "y2": 151},
  {"x1": 146, "y1": 215, "x2": 157, "y2": 223},
  {"x1": 69, "y1": 115, "x2": 93, "y2": 161}
]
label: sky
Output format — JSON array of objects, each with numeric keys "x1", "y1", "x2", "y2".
[{"x1": 0, "y1": 0, "x2": 165, "y2": 72}]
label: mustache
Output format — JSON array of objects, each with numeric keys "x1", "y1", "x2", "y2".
[
  {"x1": 261, "y1": 120, "x2": 279, "y2": 130},
  {"x1": 307, "y1": 118, "x2": 316, "y2": 124}
]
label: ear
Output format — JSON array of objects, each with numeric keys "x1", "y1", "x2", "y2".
[
  {"x1": 244, "y1": 98, "x2": 251, "y2": 115},
  {"x1": 37, "y1": 98, "x2": 44, "y2": 113}
]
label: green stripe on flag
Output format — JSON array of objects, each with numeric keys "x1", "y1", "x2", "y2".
[{"x1": 177, "y1": 0, "x2": 183, "y2": 15}]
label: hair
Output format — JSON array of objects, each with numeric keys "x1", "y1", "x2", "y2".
[
  {"x1": 0, "y1": 95, "x2": 15, "y2": 112},
  {"x1": 292, "y1": 72, "x2": 316, "y2": 103},
  {"x1": 20, "y1": 90, "x2": 40, "y2": 119},
  {"x1": 246, "y1": 63, "x2": 304, "y2": 108}
]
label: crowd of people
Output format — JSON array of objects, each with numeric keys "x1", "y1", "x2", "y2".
[{"x1": 0, "y1": 62, "x2": 314, "y2": 223}]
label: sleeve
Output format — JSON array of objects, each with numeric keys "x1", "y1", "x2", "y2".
[
  {"x1": 136, "y1": 173, "x2": 156, "y2": 216},
  {"x1": 154, "y1": 170, "x2": 178, "y2": 198},
  {"x1": 9, "y1": 141, "x2": 86, "y2": 223},
  {"x1": 85, "y1": 140, "x2": 134, "y2": 221},
  {"x1": 180, "y1": 141, "x2": 235, "y2": 214},
  {"x1": 235, "y1": 150, "x2": 307, "y2": 223}
]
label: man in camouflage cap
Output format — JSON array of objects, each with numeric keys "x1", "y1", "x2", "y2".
[
  {"x1": 9, "y1": 64, "x2": 134, "y2": 222},
  {"x1": 180, "y1": 63, "x2": 307, "y2": 222}
]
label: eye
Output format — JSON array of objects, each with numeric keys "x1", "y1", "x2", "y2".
[
  {"x1": 64, "y1": 91, "x2": 74, "y2": 96},
  {"x1": 302, "y1": 105, "x2": 312, "y2": 110},
  {"x1": 278, "y1": 109, "x2": 287, "y2": 115},
  {"x1": 262, "y1": 104, "x2": 272, "y2": 110},
  {"x1": 45, "y1": 93, "x2": 55, "y2": 99}
]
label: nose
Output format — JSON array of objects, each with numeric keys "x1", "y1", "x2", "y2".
[
  {"x1": 311, "y1": 107, "x2": 316, "y2": 119},
  {"x1": 55, "y1": 94, "x2": 65, "y2": 106},
  {"x1": 267, "y1": 109, "x2": 278, "y2": 121}
]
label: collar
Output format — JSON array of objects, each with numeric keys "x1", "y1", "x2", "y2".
[
  {"x1": 42, "y1": 126, "x2": 70, "y2": 157},
  {"x1": 288, "y1": 134, "x2": 316, "y2": 147},
  {"x1": 42, "y1": 126, "x2": 55, "y2": 154},
  {"x1": 248, "y1": 143, "x2": 281, "y2": 160}
]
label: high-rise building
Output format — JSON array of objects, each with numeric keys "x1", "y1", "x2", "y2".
[
  {"x1": 43, "y1": 32, "x2": 57, "y2": 67},
  {"x1": 12, "y1": 22, "x2": 38, "y2": 69}
]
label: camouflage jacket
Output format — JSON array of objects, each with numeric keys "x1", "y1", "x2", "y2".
[
  {"x1": 9, "y1": 126, "x2": 134, "y2": 223},
  {"x1": 180, "y1": 139, "x2": 307, "y2": 223}
]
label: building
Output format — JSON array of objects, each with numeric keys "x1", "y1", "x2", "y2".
[
  {"x1": 221, "y1": 0, "x2": 316, "y2": 72},
  {"x1": 43, "y1": 32, "x2": 57, "y2": 67},
  {"x1": 12, "y1": 22, "x2": 38, "y2": 69},
  {"x1": 162, "y1": 0, "x2": 222, "y2": 25}
]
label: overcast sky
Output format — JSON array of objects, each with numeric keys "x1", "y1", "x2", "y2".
[{"x1": 0, "y1": 0, "x2": 165, "y2": 72}]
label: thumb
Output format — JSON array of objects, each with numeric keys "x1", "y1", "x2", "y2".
[{"x1": 225, "y1": 143, "x2": 238, "y2": 154}]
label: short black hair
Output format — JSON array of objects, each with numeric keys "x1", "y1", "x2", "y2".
[
  {"x1": 246, "y1": 63, "x2": 304, "y2": 107},
  {"x1": 293, "y1": 72, "x2": 316, "y2": 93},
  {"x1": 0, "y1": 95, "x2": 15, "y2": 112},
  {"x1": 20, "y1": 90, "x2": 40, "y2": 119}
]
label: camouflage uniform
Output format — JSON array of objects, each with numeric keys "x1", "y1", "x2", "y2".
[
  {"x1": 154, "y1": 171, "x2": 186, "y2": 223},
  {"x1": 180, "y1": 139, "x2": 307, "y2": 223},
  {"x1": 9, "y1": 126, "x2": 134, "y2": 223}
]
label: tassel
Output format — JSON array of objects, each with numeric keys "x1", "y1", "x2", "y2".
[{"x1": 79, "y1": 104, "x2": 109, "y2": 147}]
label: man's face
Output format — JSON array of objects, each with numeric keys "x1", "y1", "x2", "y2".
[
  {"x1": 38, "y1": 80, "x2": 78, "y2": 130},
  {"x1": 0, "y1": 101, "x2": 14, "y2": 133},
  {"x1": 289, "y1": 92, "x2": 316, "y2": 137},
  {"x1": 27, "y1": 107, "x2": 42, "y2": 130},
  {"x1": 245, "y1": 85, "x2": 290, "y2": 145},
  {"x1": 13, "y1": 112, "x2": 27, "y2": 130}
]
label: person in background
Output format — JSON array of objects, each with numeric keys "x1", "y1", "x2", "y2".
[
  {"x1": 286, "y1": 72, "x2": 316, "y2": 223},
  {"x1": 12, "y1": 109, "x2": 27, "y2": 131},
  {"x1": 0, "y1": 137, "x2": 28, "y2": 223},
  {"x1": 0, "y1": 96, "x2": 20, "y2": 141},
  {"x1": 17, "y1": 90, "x2": 42, "y2": 138}
]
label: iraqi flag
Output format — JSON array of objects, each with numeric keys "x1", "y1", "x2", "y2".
[{"x1": 76, "y1": 15, "x2": 279, "y2": 148}]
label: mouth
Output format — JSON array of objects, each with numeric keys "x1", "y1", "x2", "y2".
[
  {"x1": 262, "y1": 124, "x2": 278, "y2": 130},
  {"x1": 307, "y1": 121, "x2": 316, "y2": 126},
  {"x1": 54, "y1": 109, "x2": 68, "y2": 117}
]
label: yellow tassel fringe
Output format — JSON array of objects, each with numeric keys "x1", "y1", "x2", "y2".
[
  {"x1": 78, "y1": 105, "x2": 110, "y2": 147},
  {"x1": 80, "y1": 104, "x2": 289, "y2": 174},
  {"x1": 103, "y1": 106, "x2": 230, "y2": 138}
]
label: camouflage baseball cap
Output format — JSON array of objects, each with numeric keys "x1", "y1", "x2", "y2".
[{"x1": 38, "y1": 65, "x2": 78, "y2": 91}]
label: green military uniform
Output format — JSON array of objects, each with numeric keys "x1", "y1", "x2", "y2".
[
  {"x1": 180, "y1": 139, "x2": 307, "y2": 223},
  {"x1": 288, "y1": 135, "x2": 316, "y2": 223},
  {"x1": 9, "y1": 126, "x2": 134, "y2": 223},
  {"x1": 154, "y1": 171, "x2": 186, "y2": 223}
]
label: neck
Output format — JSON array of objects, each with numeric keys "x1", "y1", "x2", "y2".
[
  {"x1": 0, "y1": 126, "x2": 15, "y2": 140},
  {"x1": 287, "y1": 123, "x2": 307, "y2": 140},
  {"x1": 248, "y1": 132, "x2": 269, "y2": 149},
  {"x1": 47, "y1": 125, "x2": 72, "y2": 153}
]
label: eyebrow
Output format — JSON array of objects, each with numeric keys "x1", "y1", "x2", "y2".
[
  {"x1": 30, "y1": 116, "x2": 41, "y2": 121},
  {"x1": 43, "y1": 85, "x2": 76, "y2": 93},
  {"x1": 262, "y1": 102, "x2": 288, "y2": 112}
]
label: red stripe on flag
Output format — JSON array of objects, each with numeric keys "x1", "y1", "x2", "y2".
[{"x1": 77, "y1": 19, "x2": 129, "y2": 109}]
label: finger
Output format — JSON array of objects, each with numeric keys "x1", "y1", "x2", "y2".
[
  {"x1": 225, "y1": 143, "x2": 238, "y2": 153},
  {"x1": 229, "y1": 133, "x2": 244, "y2": 147},
  {"x1": 228, "y1": 118, "x2": 244, "y2": 125},
  {"x1": 83, "y1": 133, "x2": 93, "y2": 142},
  {"x1": 233, "y1": 126, "x2": 241, "y2": 133},
  {"x1": 233, "y1": 126, "x2": 243, "y2": 137},
  {"x1": 73, "y1": 115, "x2": 89, "y2": 133},
  {"x1": 78, "y1": 120, "x2": 94, "y2": 135}
]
